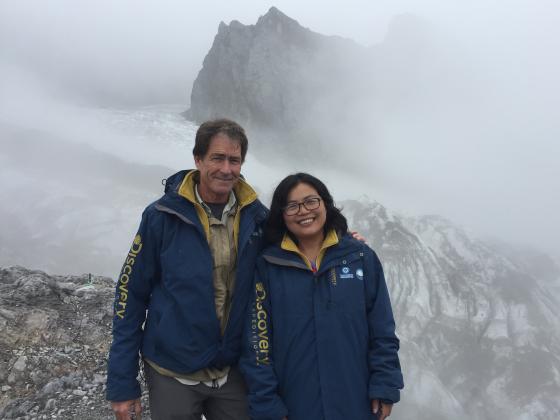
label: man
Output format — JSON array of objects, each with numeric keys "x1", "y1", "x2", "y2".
[{"x1": 106, "y1": 119, "x2": 268, "y2": 419}]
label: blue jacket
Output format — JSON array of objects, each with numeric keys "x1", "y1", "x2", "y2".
[
  {"x1": 106, "y1": 170, "x2": 268, "y2": 402},
  {"x1": 240, "y1": 232, "x2": 403, "y2": 420}
]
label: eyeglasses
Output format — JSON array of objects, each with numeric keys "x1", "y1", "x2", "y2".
[{"x1": 283, "y1": 197, "x2": 322, "y2": 216}]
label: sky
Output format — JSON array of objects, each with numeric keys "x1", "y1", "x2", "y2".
[
  {"x1": 1, "y1": 0, "x2": 559, "y2": 257},
  {"x1": 5, "y1": 0, "x2": 555, "y2": 105}
]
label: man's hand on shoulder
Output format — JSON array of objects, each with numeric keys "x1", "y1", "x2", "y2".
[
  {"x1": 351, "y1": 230, "x2": 367, "y2": 243},
  {"x1": 111, "y1": 398, "x2": 142, "y2": 420}
]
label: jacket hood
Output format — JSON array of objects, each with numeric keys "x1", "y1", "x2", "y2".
[
  {"x1": 163, "y1": 170, "x2": 193, "y2": 194},
  {"x1": 162, "y1": 170, "x2": 257, "y2": 207},
  {"x1": 158, "y1": 169, "x2": 266, "y2": 242}
]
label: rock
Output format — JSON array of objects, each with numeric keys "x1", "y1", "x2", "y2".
[
  {"x1": 2, "y1": 385, "x2": 11, "y2": 391},
  {"x1": 45, "y1": 398, "x2": 56, "y2": 410},
  {"x1": 92, "y1": 373, "x2": 105, "y2": 384},
  {"x1": 24, "y1": 310, "x2": 50, "y2": 332},
  {"x1": 0, "y1": 363, "x2": 8, "y2": 382},
  {"x1": 72, "y1": 389, "x2": 87, "y2": 396},
  {"x1": 13, "y1": 355, "x2": 27, "y2": 371},
  {"x1": 0, "y1": 307, "x2": 16, "y2": 320},
  {"x1": 40, "y1": 379, "x2": 63, "y2": 396},
  {"x1": 29, "y1": 370, "x2": 45, "y2": 386}
]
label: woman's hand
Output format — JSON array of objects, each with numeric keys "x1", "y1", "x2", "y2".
[{"x1": 372, "y1": 399, "x2": 392, "y2": 420}]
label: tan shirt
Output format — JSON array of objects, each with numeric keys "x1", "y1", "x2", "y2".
[{"x1": 196, "y1": 186, "x2": 238, "y2": 335}]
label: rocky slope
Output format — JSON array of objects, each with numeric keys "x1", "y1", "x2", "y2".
[
  {"x1": 0, "y1": 266, "x2": 149, "y2": 419},
  {"x1": 343, "y1": 199, "x2": 560, "y2": 419}
]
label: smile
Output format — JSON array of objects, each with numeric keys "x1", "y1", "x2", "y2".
[{"x1": 297, "y1": 217, "x2": 315, "y2": 226}]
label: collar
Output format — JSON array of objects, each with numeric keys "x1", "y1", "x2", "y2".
[
  {"x1": 194, "y1": 183, "x2": 237, "y2": 222},
  {"x1": 280, "y1": 229, "x2": 339, "y2": 271},
  {"x1": 177, "y1": 170, "x2": 258, "y2": 209}
]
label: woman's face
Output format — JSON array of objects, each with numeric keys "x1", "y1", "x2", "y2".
[{"x1": 283, "y1": 182, "x2": 327, "y2": 243}]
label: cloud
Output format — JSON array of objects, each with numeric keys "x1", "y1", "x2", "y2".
[{"x1": 1, "y1": 0, "x2": 559, "y2": 257}]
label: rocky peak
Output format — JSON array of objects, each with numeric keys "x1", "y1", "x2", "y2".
[
  {"x1": 217, "y1": 20, "x2": 228, "y2": 34},
  {"x1": 186, "y1": 7, "x2": 364, "y2": 150},
  {"x1": 255, "y1": 6, "x2": 307, "y2": 37},
  {"x1": 257, "y1": 6, "x2": 294, "y2": 25},
  {"x1": 186, "y1": 8, "x2": 461, "y2": 168},
  {"x1": 217, "y1": 18, "x2": 249, "y2": 35}
]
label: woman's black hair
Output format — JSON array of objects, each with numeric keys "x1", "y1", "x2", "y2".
[{"x1": 265, "y1": 172, "x2": 348, "y2": 244}]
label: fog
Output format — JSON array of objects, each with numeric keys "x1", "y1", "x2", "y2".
[
  {"x1": 1, "y1": 0, "x2": 559, "y2": 258},
  {"x1": 2, "y1": 2, "x2": 560, "y2": 419}
]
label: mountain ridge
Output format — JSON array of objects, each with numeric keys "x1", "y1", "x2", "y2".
[{"x1": 343, "y1": 198, "x2": 560, "y2": 419}]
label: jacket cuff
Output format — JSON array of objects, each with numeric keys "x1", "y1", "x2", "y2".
[
  {"x1": 369, "y1": 385, "x2": 400, "y2": 404},
  {"x1": 106, "y1": 380, "x2": 141, "y2": 402},
  {"x1": 249, "y1": 395, "x2": 288, "y2": 420}
]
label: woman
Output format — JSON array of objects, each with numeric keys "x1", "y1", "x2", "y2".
[{"x1": 240, "y1": 173, "x2": 403, "y2": 420}]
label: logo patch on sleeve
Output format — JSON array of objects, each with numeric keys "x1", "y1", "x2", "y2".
[
  {"x1": 251, "y1": 282, "x2": 270, "y2": 365},
  {"x1": 115, "y1": 234, "x2": 143, "y2": 319}
]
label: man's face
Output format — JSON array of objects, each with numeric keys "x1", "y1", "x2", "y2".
[{"x1": 195, "y1": 133, "x2": 243, "y2": 203}]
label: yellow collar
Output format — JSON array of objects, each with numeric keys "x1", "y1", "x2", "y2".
[
  {"x1": 177, "y1": 170, "x2": 258, "y2": 208},
  {"x1": 281, "y1": 229, "x2": 339, "y2": 271},
  {"x1": 177, "y1": 170, "x2": 258, "y2": 241}
]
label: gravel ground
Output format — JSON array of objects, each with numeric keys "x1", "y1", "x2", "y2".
[{"x1": 0, "y1": 266, "x2": 151, "y2": 419}]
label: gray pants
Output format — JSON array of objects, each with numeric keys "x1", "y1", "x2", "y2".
[{"x1": 144, "y1": 363, "x2": 249, "y2": 420}]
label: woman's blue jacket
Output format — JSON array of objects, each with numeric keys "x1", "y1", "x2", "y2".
[{"x1": 240, "y1": 233, "x2": 403, "y2": 420}]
